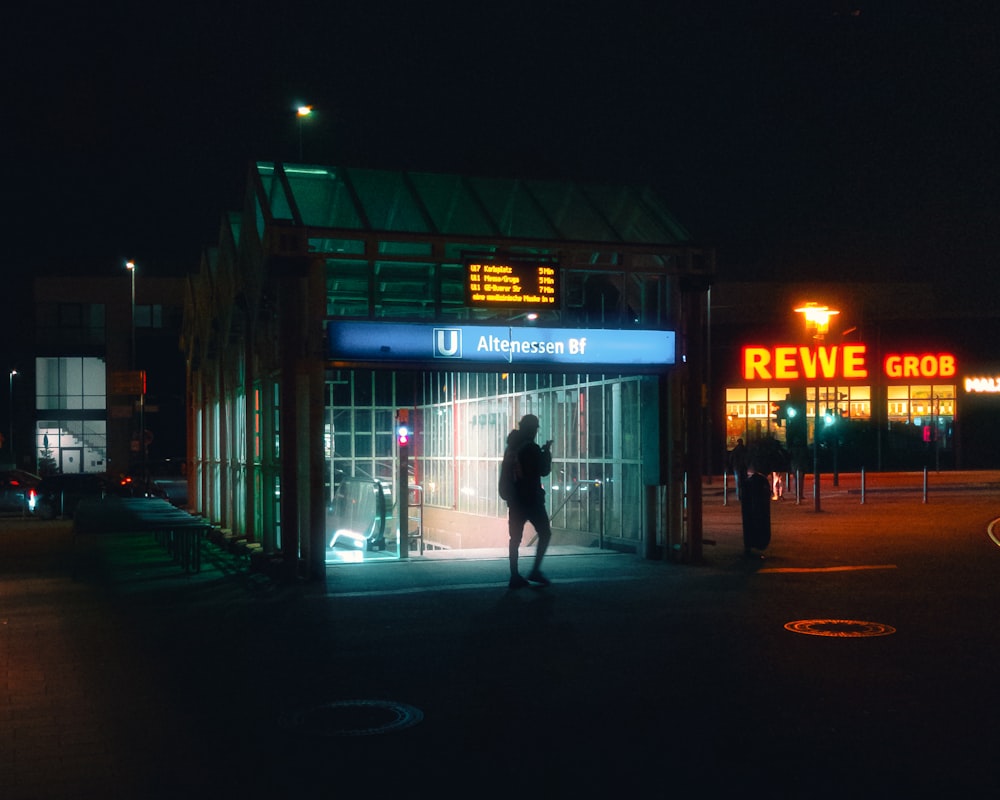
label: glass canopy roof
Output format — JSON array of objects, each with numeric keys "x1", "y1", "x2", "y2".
[{"x1": 255, "y1": 162, "x2": 692, "y2": 245}]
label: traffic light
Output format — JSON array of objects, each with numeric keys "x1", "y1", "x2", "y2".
[
  {"x1": 397, "y1": 424, "x2": 410, "y2": 447},
  {"x1": 773, "y1": 400, "x2": 798, "y2": 425},
  {"x1": 396, "y1": 408, "x2": 410, "y2": 447}
]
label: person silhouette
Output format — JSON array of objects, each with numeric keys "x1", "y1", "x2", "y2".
[{"x1": 501, "y1": 414, "x2": 553, "y2": 588}]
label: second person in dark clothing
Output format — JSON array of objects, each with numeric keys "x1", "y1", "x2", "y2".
[
  {"x1": 502, "y1": 414, "x2": 553, "y2": 588},
  {"x1": 741, "y1": 460, "x2": 772, "y2": 557}
]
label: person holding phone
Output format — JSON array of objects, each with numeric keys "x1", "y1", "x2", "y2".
[{"x1": 502, "y1": 414, "x2": 553, "y2": 588}]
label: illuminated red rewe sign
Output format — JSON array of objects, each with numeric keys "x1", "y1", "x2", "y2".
[{"x1": 742, "y1": 344, "x2": 957, "y2": 381}]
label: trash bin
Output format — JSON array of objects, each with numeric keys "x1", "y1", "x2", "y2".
[{"x1": 741, "y1": 470, "x2": 771, "y2": 553}]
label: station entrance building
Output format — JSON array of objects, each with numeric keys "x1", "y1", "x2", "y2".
[{"x1": 183, "y1": 163, "x2": 713, "y2": 579}]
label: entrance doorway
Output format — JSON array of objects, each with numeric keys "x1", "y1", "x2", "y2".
[
  {"x1": 325, "y1": 369, "x2": 653, "y2": 563},
  {"x1": 60, "y1": 448, "x2": 83, "y2": 474}
]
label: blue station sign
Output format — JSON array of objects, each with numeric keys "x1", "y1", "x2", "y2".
[{"x1": 327, "y1": 322, "x2": 676, "y2": 368}]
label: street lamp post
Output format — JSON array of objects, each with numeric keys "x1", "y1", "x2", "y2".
[
  {"x1": 297, "y1": 105, "x2": 312, "y2": 160},
  {"x1": 8, "y1": 369, "x2": 16, "y2": 465},
  {"x1": 795, "y1": 302, "x2": 839, "y2": 512},
  {"x1": 126, "y1": 261, "x2": 136, "y2": 370},
  {"x1": 125, "y1": 261, "x2": 145, "y2": 476}
]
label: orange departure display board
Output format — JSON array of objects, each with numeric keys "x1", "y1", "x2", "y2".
[{"x1": 465, "y1": 257, "x2": 559, "y2": 308}]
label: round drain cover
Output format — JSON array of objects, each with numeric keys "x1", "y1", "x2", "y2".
[
  {"x1": 784, "y1": 619, "x2": 896, "y2": 638},
  {"x1": 285, "y1": 700, "x2": 424, "y2": 737}
]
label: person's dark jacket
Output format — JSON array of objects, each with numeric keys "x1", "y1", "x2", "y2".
[{"x1": 505, "y1": 429, "x2": 552, "y2": 507}]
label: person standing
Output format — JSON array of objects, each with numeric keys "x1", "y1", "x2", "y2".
[
  {"x1": 502, "y1": 414, "x2": 553, "y2": 588},
  {"x1": 741, "y1": 460, "x2": 772, "y2": 557},
  {"x1": 770, "y1": 471, "x2": 784, "y2": 500}
]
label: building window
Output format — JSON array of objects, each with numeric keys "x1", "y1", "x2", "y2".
[
  {"x1": 725, "y1": 386, "x2": 793, "y2": 446},
  {"x1": 134, "y1": 304, "x2": 163, "y2": 328},
  {"x1": 35, "y1": 355, "x2": 108, "y2": 474},
  {"x1": 807, "y1": 385, "x2": 871, "y2": 420},
  {"x1": 36, "y1": 357, "x2": 107, "y2": 411},
  {"x1": 36, "y1": 421, "x2": 107, "y2": 474},
  {"x1": 35, "y1": 303, "x2": 106, "y2": 347},
  {"x1": 887, "y1": 384, "x2": 955, "y2": 424}
]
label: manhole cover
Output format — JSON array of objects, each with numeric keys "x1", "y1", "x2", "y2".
[
  {"x1": 784, "y1": 619, "x2": 896, "y2": 638},
  {"x1": 284, "y1": 700, "x2": 424, "y2": 737}
]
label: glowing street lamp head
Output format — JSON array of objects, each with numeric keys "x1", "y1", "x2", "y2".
[
  {"x1": 795, "y1": 302, "x2": 839, "y2": 336},
  {"x1": 297, "y1": 105, "x2": 313, "y2": 118},
  {"x1": 125, "y1": 260, "x2": 135, "y2": 272}
]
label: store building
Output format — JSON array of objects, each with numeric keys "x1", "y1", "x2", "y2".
[
  {"x1": 711, "y1": 282, "x2": 997, "y2": 474},
  {"x1": 183, "y1": 163, "x2": 714, "y2": 579}
]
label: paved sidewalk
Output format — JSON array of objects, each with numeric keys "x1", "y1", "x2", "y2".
[{"x1": 2, "y1": 472, "x2": 999, "y2": 798}]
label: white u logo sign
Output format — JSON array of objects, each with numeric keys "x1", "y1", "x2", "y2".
[{"x1": 433, "y1": 329, "x2": 462, "y2": 358}]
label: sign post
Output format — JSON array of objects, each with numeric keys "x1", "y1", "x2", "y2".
[{"x1": 397, "y1": 409, "x2": 410, "y2": 559}]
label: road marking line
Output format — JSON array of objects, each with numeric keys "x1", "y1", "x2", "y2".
[
  {"x1": 988, "y1": 518, "x2": 1000, "y2": 549},
  {"x1": 760, "y1": 564, "x2": 897, "y2": 574}
]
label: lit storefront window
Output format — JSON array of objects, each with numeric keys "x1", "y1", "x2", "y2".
[
  {"x1": 887, "y1": 384, "x2": 955, "y2": 424},
  {"x1": 805, "y1": 385, "x2": 870, "y2": 420},
  {"x1": 725, "y1": 386, "x2": 791, "y2": 446}
]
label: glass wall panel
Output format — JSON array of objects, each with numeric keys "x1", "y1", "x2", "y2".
[
  {"x1": 724, "y1": 386, "x2": 800, "y2": 446},
  {"x1": 439, "y1": 263, "x2": 466, "y2": 316},
  {"x1": 847, "y1": 385, "x2": 871, "y2": 419},
  {"x1": 35, "y1": 303, "x2": 106, "y2": 348},
  {"x1": 326, "y1": 259, "x2": 370, "y2": 317},
  {"x1": 327, "y1": 369, "x2": 651, "y2": 553},
  {"x1": 233, "y1": 390, "x2": 246, "y2": 533},
  {"x1": 36, "y1": 357, "x2": 107, "y2": 411},
  {"x1": 310, "y1": 237, "x2": 364, "y2": 255},
  {"x1": 626, "y1": 273, "x2": 672, "y2": 327},
  {"x1": 36, "y1": 420, "x2": 107, "y2": 474},
  {"x1": 565, "y1": 270, "x2": 625, "y2": 326},
  {"x1": 374, "y1": 262, "x2": 436, "y2": 318},
  {"x1": 886, "y1": 383, "x2": 955, "y2": 431},
  {"x1": 34, "y1": 357, "x2": 108, "y2": 473}
]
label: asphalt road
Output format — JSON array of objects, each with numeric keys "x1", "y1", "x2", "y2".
[{"x1": 2, "y1": 473, "x2": 999, "y2": 798}]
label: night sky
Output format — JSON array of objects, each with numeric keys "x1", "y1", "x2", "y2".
[{"x1": 6, "y1": 2, "x2": 999, "y2": 304}]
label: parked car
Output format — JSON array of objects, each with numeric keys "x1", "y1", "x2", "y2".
[
  {"x1": 148, "y1": 457, "x2": 188, "y2": 507},
  {"x1": 0, "y1": 470, "x2": 42, "y2": 514},
  {"x1": 110, "y1": 474, "x2": 169, "y2": 500},
  {"x1": 33, "y1": 473, "x2": 110, "y2": 519},
  {"x1": 32, "y1": 473, "x2": 168, "y2": 519}
]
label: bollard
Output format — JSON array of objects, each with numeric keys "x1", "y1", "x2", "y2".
[
  {"x1": 723, "y1": 471, "x2": 729, "y2": 506},
  {"x1": 923, "y1": 467, "x2": 928, "y2": 504},
  {"x1": 860, "y1": 468, "x2": 866, "y2": 504}
]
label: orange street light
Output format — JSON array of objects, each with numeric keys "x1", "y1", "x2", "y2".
[
  {"x1": 794, "y1": 302, "x2": 840, "y2": 339},
  {"x1": 795, "y1": 302, "x2": 840, "y2": 511}
]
